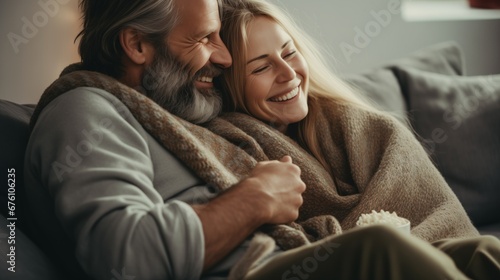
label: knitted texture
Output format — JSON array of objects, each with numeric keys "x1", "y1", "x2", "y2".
[
  {"x1": 30, "y1": 69, "x2": 340, "y2": 251},
  {"x1": 31, "y1": 68, "x2": 479, "y2": 278}
]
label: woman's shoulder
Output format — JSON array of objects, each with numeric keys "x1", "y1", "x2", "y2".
[{"x1": 314, "y1": 95, "x2": 411, "y2": 134}]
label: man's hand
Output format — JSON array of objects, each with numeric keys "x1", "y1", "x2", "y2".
[
  {"x1": 191, "y1": 155, "x2": 306, "y2": 271},
  {"x1": 242, "y1": 155, "x2": 306, "y2": 225}
]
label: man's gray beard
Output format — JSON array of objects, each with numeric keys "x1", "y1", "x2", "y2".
[{"x1": 140, "y1": 46, "x2": 222, "y2": 124}]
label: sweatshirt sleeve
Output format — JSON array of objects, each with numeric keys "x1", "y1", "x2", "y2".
[{"x1": 25, "y1": 87, "x2": 205, "y2": 280}]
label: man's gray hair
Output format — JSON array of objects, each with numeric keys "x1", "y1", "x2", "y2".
[{"x1": 77, "y1": 0, "x2": 178, "y2": 78}]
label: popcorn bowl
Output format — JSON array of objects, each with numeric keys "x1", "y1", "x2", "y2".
[
  {"x1": 357, "y1": 210, "x2": 411, "y2": 234},
  {"x1": 393, "y1": 218, "x2": 411, "y2": 234}
]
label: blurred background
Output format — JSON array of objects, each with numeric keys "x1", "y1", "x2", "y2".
[
  {"x1": 268, "y1": 0, "x2": 500, "y2": 74},
  {"x1": 1, "y1": 0, "x2": 499, "y2": 104},
  {"x1": 0, "y1": 0, "x2": 80, "y2": 104}
]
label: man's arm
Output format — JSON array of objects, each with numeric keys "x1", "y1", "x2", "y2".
[
  {"x1": 193, "y1": 156, "x2": 306, "y2": 270},
  {"x1": 26, "y1": 88, "x2": 306, "y2": 278},
  {"x1": 26, "y1": 88, "x2": 207, "y2": 279}
]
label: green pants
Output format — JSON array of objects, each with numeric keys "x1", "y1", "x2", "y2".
[{"x1": 245, "y1": 225, "x2": 500, "y2": 280}]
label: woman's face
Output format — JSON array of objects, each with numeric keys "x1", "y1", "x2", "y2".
[{"x1": 243, "y1": 16, "x2": 309, "y2": 131}]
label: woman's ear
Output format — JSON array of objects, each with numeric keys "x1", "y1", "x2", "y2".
[{"x1": 119, "y1": 27, "x2": 153, "y2": 65}]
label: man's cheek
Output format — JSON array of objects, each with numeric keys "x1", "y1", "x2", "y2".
[{"x1": 190, "y1": 52, "x2": 212, "y2": 76}]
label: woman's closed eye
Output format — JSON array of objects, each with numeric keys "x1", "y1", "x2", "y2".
[
  {"x1": 251, "y1": 51, "x2": 297, "y2": 74},
  {"x1": 251, "y1": 65, "x2": 270, "y2": 74},
  {"x1": 283, "y1": 50, "x2": 296, "y2": 59}
]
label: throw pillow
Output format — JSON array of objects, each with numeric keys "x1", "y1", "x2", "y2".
[
  {"x1": 342, "y1": 41, "x2": 465, "y2": 126},
  {"x1": 387, "y1": 41, "x2": 465, "y2": 77},
  {"x1": 343, "y1": 69, "x2": 408, "y2": 124},
  {"x1": 397, "y1": 68, "x2": 500, "y2": 226}
]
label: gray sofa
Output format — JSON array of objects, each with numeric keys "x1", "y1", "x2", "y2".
[{"x1": 1, "y1": 41, "x2": 499, "y2": 279}]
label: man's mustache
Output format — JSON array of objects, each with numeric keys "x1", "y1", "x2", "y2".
[{"x1": 194, "y1": 64, "x2": 223, "y2": 80}]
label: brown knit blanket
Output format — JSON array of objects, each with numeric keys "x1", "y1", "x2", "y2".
[
  {"x1": 31, "y1": 69, "x2": 479, "y2": 273},
  {"x1": 211, "y1": 101, "x2": 480, "y2": 242}
]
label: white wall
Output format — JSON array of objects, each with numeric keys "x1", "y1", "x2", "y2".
[
  {"x1": 1, "y1": 0, "x2": 499, "y2": 104},
  {"x1": 0, "y1": 0, "x2": 80, "y2": 104},
  {"x1": 268, "y1": 0, "x2": 500, "y2": 75}
]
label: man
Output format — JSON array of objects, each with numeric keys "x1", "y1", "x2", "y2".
[
  {"x1": 25, "y1": 0, "x2": 306, "y2": 279},
  {"x1": 24, "y1": 0, "x2": 499, "y2": 279}
]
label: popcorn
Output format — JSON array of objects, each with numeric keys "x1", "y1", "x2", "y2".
[{"x1": 356, "y1": 210, "x2": 409, "y2": 227}]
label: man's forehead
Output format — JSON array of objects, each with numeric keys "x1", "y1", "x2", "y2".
[
  {"x1": 174, "y1": 0, "x2": 221, "y2": 17},
  {"x1": 171, "y1": 0, "x2": 222, "y2": 34}
]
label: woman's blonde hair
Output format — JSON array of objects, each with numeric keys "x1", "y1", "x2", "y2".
[{"x1": 219, "y1": 0, "x2": 375, "y2": 171}]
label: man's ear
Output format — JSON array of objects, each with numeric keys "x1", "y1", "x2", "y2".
[{"x1": 119, "y1": 27, "x2": 153, "y2": 65}]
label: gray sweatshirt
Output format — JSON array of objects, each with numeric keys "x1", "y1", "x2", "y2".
[{"x1": 24, "y1": 87, "x2": 265, "y2": 280}]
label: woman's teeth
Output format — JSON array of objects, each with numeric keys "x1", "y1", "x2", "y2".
[{"x1": 269, "y1": 87, "x2": 299, "y2": 102}]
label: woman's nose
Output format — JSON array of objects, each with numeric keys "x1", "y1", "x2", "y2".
[{"x1": 276, "y1": 61, "x2": 295, "y2": 83}]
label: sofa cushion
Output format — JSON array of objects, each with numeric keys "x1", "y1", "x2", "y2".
[
  {"x1": 476, "y1": 223, "x2": 500, "y2": 238},
  {"x1": 0, "y1": 100, "x2": 34, "y2": 215},
  {"x1": 343, "y1": 41, "x2": 464, "y2": 125},
  {"x1": 343, "y1": 69, "x2": 408, "y2": 124},
  {"x1": 386, "y1": 41, "x2": 465, "y2": 77},
  {"x1": 396, "y1": 68, "x2": 500, "y2": 227},
  {"x1": 0, "y1": 213, "x2": 65, "y2": 280},
  {"x1": 0, "y1": 100, "x2": 69, "y2": 279}
]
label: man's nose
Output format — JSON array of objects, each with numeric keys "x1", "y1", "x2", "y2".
[{"x1": 211, "y1": 42, "x2": 232, "y2": 69}]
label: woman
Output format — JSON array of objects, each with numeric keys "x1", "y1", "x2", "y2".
[
  {"x1": 215, "y1": 0, "x2": 464, "y2": 234},
  {"x1": 218, "y1": 0, "x2": 376, "y2": 175},
  {"x1": 212, "y1": 0, "x2": 500, "y2": 279}
]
